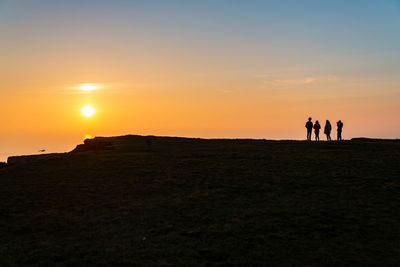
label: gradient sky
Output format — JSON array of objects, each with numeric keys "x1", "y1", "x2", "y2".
[{"x1": 1, "y1": 0, "x2": 400, "y2": 160}]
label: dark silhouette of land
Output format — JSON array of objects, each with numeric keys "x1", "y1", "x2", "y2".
[{"x1": 1, "y1": 135, "x2": 399, "y2": 266}]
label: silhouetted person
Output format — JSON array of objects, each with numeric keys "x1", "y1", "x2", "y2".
[
  {"x1": 305, "y1": 117, "x2": 313, "y2": 141},
  {"x1": 337, "y1": 120, "x2": 344, "y2": 141},
  {"x1": 314, "y1": 120, "x2": 321, "y2": 141},
  {"x1": 324, "y1": 120, "x2": 332, "y2": 141}
]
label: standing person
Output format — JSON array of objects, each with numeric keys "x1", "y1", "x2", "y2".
[
  {"x1": 324, "y1": 120, "x2": 332, "y2": 141},
  {"x1": 337, "y1": 120, "x2": 344, "y2": 141},
  {"x1": 305, "y1": 117, "x2": 313, "y2": 141},
  {"x1": 314, "y1": 120, "x2": 321, "y2": 141}
]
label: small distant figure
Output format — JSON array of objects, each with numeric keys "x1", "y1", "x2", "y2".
[
  {"x1": 337, "y1": 120, "x2": 344, "y2": 141},
  {"x1": 314, "y1": 120, "x2": 321, "y2": 141},
  {"x1": 305, "y1": 117, "x2": 313, "y2": 141},
  {"x1": 38, "y1": 149, "x2": 46, "y2": 153},
  {"x1": 324, "y1": 120, "x2": 332, "y2": 141}
]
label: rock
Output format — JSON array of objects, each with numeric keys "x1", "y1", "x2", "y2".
[
  {"x1": 72, "y1": 138, "x2": 114, "y2": 153},
  {"x1": 7, "y1": 154, "x2": 64, "y2": 165}
]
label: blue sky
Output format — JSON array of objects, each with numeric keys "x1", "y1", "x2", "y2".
[{"x1": 2, "y1": 0, "x2": 399, "y2": 77}]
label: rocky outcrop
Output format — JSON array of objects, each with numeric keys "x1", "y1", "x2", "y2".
[
  {"x1": 351, "y1": 137, "x2": 400, "y2": 142},
  {"x1": 7, "y1": 153, "x2": 65, "y2": 165},
  {"x1": 72, "y1": 138, "x2": 114, "y2": 153}
]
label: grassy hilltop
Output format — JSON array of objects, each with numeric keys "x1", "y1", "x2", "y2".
[{"x1": 1, "y1": 135, "x2": 399, "y2": 266}]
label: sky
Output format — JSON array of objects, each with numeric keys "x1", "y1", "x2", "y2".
[{"x1": 1, "y1": 0, "x2": 400, "y2": 160}]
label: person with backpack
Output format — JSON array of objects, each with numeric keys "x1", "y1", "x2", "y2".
[
  {"x1": 337, "y1": 120, "x2": 344, "y2": 141},
  {"x1": 324, "y1": 120, "x2": 332, "y2": 141},
  {"x1": 314, "y1": 120, "x2": 321, "y2": 141}
]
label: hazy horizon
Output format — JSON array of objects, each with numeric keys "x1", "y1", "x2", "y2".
[{"x1": 1, "y1": 0, "x2": 400, "y2": 161}]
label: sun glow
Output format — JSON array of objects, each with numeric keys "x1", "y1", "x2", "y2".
[
  {"x1": 79, "y1": 83, "x2": 98, "y2": 92},
  {"x1": 84, "y1": 134, "x2": 93, "y2": 140},
  {"x1": 81, "y1": 105, "x2": 96, "y2": 118}
]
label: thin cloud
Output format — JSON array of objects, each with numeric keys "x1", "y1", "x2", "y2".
[
  {"x1": 264, "y1": 75, "x2": 339, "y2": 86},
  {"x1": 59, "y1": 82, "x2": 138, "y2": 95}
]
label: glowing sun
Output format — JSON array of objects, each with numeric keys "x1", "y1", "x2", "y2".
[
  {"x1": 84, "y1": 134, "x2": 93, "y2": 140},
  {"x1": 81, "y1": 105, "x2": 96, "y2": 118}
]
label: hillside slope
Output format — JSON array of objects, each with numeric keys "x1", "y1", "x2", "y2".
[{"x1": 1, "y1": 135, "x2": 399, "y2": 266}]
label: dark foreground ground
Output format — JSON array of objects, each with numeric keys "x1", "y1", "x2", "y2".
[{"x1": 1, "y1": 135, "x2": 399, "y2": 266}]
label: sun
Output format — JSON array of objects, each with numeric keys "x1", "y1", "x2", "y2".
[
  {"x1": 84, "y1": 134, "x2": 93, "y2": 140},
  {"x1": 79, "y1": 83, "x2": 97, "y2": 92},
  {"x1": 81, "y1": 105, "x2": 96, "y2": 118}
]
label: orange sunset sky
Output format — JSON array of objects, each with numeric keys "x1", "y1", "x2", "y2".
[{"x1": 1, "y1": 0, "x2": 399, "y2": 160}]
